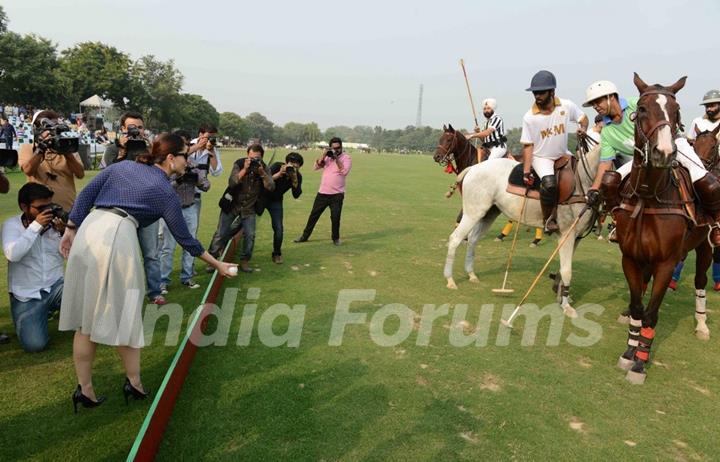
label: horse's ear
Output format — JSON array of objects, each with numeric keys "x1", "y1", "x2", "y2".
[
  {"x1": 448, "y1": 124, "x2": 455, "y2": 132},
  {"x1": 443, "y1": 124, "x2": 447, "y2": 131},
  {"x1": 633, "y1": 72, "x2": 649, "y2": 94},
  {"x1": 668, "y1": 76, "x2": 687, "y2": 94}
]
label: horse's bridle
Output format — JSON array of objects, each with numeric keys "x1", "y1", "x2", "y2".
[
  {"x1": 633, "y1": 89, "x2": 681, "y2": 166},
  {"x1": 435, "y1": 131, "x2": 459, "y2": 167}
]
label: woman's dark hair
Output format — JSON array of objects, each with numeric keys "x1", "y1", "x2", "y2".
[
  {"x1": 247, "y1": 143, "x2": 264, "y2": 156},
  {"x1": 136, "y1": 132, "x2": 185, "y2": 165},
  {"x1": 286, "y1": 152, "x2": 304, "y2": 166},
  {"x1": 18, "y1": 182, "x2": 53, "y2": 207}
]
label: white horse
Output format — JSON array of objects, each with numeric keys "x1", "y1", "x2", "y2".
[{"x1": 443, "y1": 145, "x2": 601, "y2": 316}]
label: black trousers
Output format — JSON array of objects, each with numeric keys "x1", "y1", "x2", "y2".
[{"x1": 302, "y1": 193, "x2": 344, "y2": 240}]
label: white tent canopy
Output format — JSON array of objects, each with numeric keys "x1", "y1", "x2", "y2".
[{"x1": 79, "y1": 95, "x2": 113, "y2": 108}]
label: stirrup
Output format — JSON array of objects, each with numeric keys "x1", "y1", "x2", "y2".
[{"x1": 707, "y1": 223, "x2": 720, "y2": 248}]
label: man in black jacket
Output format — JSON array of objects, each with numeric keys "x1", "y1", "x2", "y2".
[
  {"x1": 208, "y1": 144, "x2": 274, "y2": 272},
  {"x1": 263, "y1": 152, "x2": 303, "y2": 264}
]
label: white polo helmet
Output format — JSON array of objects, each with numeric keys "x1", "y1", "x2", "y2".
[
  {"x1": 700, "y1": 89, "x2": 720, "y2": 105},
  {"x1": 582, "y1": 80, "x2": 618, "y2": 107}
]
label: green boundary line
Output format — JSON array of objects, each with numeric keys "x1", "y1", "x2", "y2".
[{"x1": 126, "y1": 239, "x2": 234, "y2": 461}]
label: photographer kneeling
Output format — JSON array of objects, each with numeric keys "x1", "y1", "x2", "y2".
[
  {"x1": 263, "y1": 152, "x2": 303, "y2": 264},
  {"x1": 2, "y1": 183, "x2": 65, "y2": 352},
  {"x1": 208, "y1": 144, "x2": 274, "y2": 273},
  {"x1": 19, "y1": 111, "x2": 85, "y2": 212}
]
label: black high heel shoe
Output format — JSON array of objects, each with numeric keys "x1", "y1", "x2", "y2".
[
  {"x1": 123, "y1": 377, "x2": 150, "y2": 404},
  {"x1": 72, "y1": 385, "x2": 106, "y2": 414}
]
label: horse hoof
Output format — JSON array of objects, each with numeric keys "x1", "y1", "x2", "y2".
[
  {"x1": 617, "y1": 314, "x2": 631, "y2": 325},
  {"x1": 625, "y1": 369, "x2": 647, "y2": 385},
  {"x1": 468, "y1": 274, "x2": 479, "y2": 283},
  {"x1": 447, "y1": 280, "x2": 458, "y2": 290},
  {"x1": 695, "y1": 329, "x2": 710, "y2": 341},
  {"x1": 617, "y1": 356, "x2": 634, "y2": 371},
  {"x1": 562, "y1": 305, "x2": 578, "y2": 318}
]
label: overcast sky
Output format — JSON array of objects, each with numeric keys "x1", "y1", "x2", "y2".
[{"x1": 5, "y1": 0, "x2": 719, "y2": 130}]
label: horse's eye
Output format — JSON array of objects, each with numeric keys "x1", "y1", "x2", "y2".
[{"x1": 629, "y1": 112, "x2": 638, "y2": 121}]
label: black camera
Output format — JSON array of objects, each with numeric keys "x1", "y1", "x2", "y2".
[
  {"x1": 37, "y1": 203, "x2": 69, "y2": 223},
  {"x1": 326, "y1": 149, "x2": 340, "y2": 159},
  {"x1": 34, "y1": 118, "x2": 79, "y2": 155},
  {"x1": 285, "y1": 165, "x2": 296, "y2": 175},
  {"x1": 248, "y1": 157, "x2": 262, "y2": 174},
  {"x1": 126, "y1": 124, "x2": 142, "y2": 138},
  {"x1": 208, "y1": 136, "x2": 217, "y2": 145},
  {"x1": 179, "y1": 169, "x2": 200, "y2": 185},
  {"x1": 0, "y1": 149, "x2": 18, "y2": 168}
]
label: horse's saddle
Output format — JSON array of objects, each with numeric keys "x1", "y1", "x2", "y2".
[
  {"x1": 506, "y1": 155, "x2": 581, "y2": 204},
  {"x1": 618, "y1": 166, "x2": 701, "y2": 224}
]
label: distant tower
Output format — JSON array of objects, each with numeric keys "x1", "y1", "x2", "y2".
[{"x1": 415, "y1": 84, "x2": 424, "y2": 127}]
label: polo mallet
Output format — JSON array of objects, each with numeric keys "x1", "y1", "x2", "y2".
[
  {"x1": 459, "y1": 59, "x2": 479, "y2": 128},
  {"x1": 501, "y1": 205, "x2": 590, "y2": 328},
  {"x1": 493, "y1": 192, "x2": 528, "y2": 294}
]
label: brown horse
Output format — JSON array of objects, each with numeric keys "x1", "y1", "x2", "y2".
[
  {"x1": 677, "y1": 124, "x2": 720, "y2": 341},
  {"x1": 614, "y1": 73, "x2": 694, "y2": 384},
  {"x1": 434, "y1": 124, "x2": 481, "y2": 184}
]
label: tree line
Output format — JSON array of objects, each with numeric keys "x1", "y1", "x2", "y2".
[{"x1": 0, "y1": 6, "x2": 552, "y2": 153}]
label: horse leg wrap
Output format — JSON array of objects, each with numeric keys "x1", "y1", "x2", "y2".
[
  {"x1": 623, "y1": 317, "x2": 642, "y2": 359},
  {"x1": 561, "y1": 284, "x2": 570, "y2": 306},
  {"x1": 634, "y1": 326, "x2": 655, "y2": 362},
  {"x1": 695, "y1": 289, "x2": 709, "y2": 337}
]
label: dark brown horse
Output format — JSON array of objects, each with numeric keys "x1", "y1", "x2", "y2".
[
  {"x1": 677, "y1": 124, "x2": 720, "y2": 341},
  {"x1": 434, "y1": 124, "x2": 481, "y2": 184},
  {"x1": 614, "y1": 74, "x2": 693, "y2": 384}
]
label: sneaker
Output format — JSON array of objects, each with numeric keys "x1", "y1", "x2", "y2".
[
  {"x1": 494, "y1": 234, "x2": 505, "y2": 242},
  {"x1": 239, "y1": 260, "x2": 253, "y2": 273},
  {"x1": 151, "y1": 295, "x2": 167, "y2": 306},
  {"x1": 668, "y1": 280, "x2": 678, "y2": 291},
  {"x1": 333, "y1": 239, "x2": 342, "y2": 246},
  {"x1": 160, "y1": 284, "x2": 169, "y2": 295},
  {"x1": 293, "y1": 235, "x2": 308, "y2": 243},
  {"x1": 181, "y1": 280, "x2": 201, "y2": 289},
  {"x1": 529, "y1": 238, "x2": 541, "y2": 248},
  {"x1": 272, "y1": 254, "x2": 284, "y2": 264}
]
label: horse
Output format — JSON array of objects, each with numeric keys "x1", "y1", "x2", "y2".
[
  {"x1": 613, "y1": 73, "x2": 712, "y2": 384},
  {"x1": 435, "y1": 133, "x2": 601, "y2": 317},
  {"x1": 675, "y1": 123, "x2": 720, "y2": 341},
  {"x1": 433, "y1": 124, "x2": 482, "y2": 199}
]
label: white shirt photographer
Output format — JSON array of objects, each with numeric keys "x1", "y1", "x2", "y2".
[{"x1": 2, "y1": 216, "x2": 64, "y2": 301}]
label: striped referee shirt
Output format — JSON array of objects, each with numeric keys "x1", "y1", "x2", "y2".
[{"x1": 483, "y1": 113, "x2": 505, "y2": 146}]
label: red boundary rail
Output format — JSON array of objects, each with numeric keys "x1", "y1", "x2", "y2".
[{"x1": 126, "y1": 235, "x2": 240, "y2": 461}]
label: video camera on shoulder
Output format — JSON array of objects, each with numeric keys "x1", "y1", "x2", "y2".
[{"x1": 34, "y1": 118, "x2": 79, "y2": 155}]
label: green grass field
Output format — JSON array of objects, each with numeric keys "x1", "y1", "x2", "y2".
[{"x1": 0, "y1": 149, "x2": 718, "y2": 461}]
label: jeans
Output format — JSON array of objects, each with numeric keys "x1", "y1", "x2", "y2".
[
  {"x1": 208, "y1": 211, "x2": 256, "y2": 261},
  {"x1": 160, "y1": 202, "x2": 199, "y2": 284},
  {"x1": 10, "y1": 278, "x2": 63, "y2": 352},
  {"x1": 266, "y1": 200, "x2": 284, "y2": 256},
  {"x1": 138, "y1": 220, "x2": 162, "y2": 298},
  {"x1": 302, "y1": 193, "x2": 344, "y2": 240}
]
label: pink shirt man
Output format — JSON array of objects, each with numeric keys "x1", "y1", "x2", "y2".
[{"x1": 316, "y1": 152, "x2": 352, "y2": 194}]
